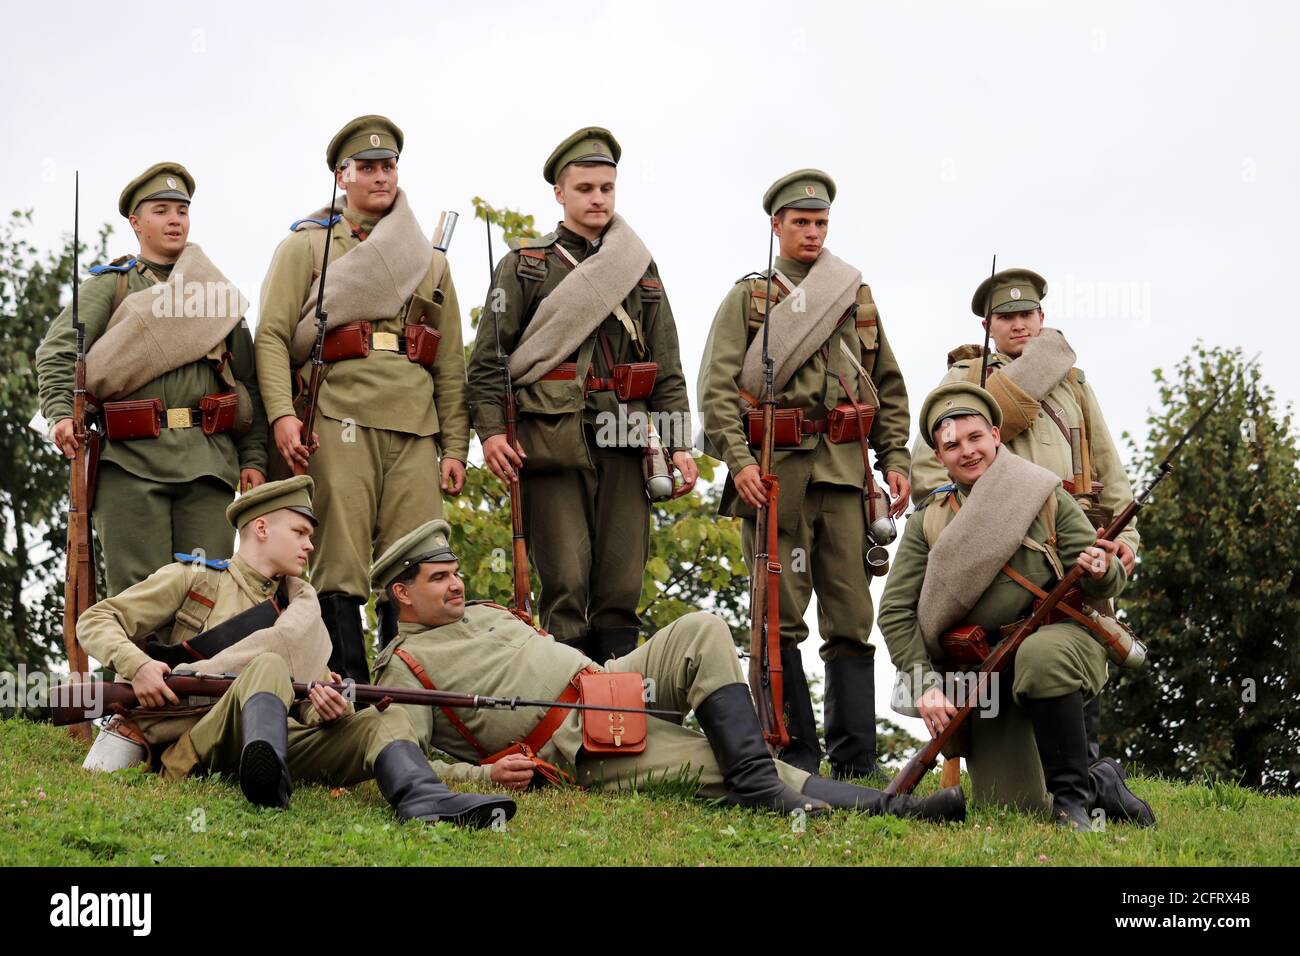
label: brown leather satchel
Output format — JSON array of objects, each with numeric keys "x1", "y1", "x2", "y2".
[
  {"x1": 938, "y1": 624, "x2": 991, "y2": 665},
  {"x1": 101, "y1": 398, "x2": 163, "y2": 441},
  {"x1": 575, "y1": 671, "x2": 647, "y2": 754},
  {"x1": 199, "y1": 392, "x2": 239, "y2": 436},
  {"x1": 746, "y1": 407, "x2": 805, "y2": 447},
  {"x1": 403, "y1": 323, "x2": 441, "y2": 367},
  {"x1": 320, "y1": 320, "x2": 372, "y2": 362}
]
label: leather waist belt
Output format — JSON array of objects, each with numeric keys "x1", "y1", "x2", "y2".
[
  {"x1": 100, "y1": 396, "x2": 236, "y2": 441},
  {"x1": 536, "y1": 363, "x2": 619, "y2": 396}
]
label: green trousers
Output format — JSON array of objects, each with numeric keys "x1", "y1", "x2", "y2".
[
  {"x1": 307, "y1": 415, "x2": 444, "y2": 598},
  {"x1": 743, "y1": 482, "x2": 875, "y2": 662},
  {"x1": 521, "y1": 445, "x2": 648, "y2": 641},
  {"x1": 93, "y1": 462, "x2": 234, "y2": 596},
  {"x1": 966, "y1": 620, "x2": 1109, "y2": 811},
  {"x1": 575, "y1": 611, "x2": 809, "y2": 796}
]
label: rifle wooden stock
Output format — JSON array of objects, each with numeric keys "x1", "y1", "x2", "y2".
[
  {"x1": 503, "y1": 387, "x2": 534, "y2": 625},
  {"x1": 48, "y1": 674, "x2": 680, "y2": 726}
]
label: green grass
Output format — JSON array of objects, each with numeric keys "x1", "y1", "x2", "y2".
[{"x1": 1, "y1": 718, "x2": 1295, "y2": 866}]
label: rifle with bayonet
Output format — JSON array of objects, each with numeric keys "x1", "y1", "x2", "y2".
[
  {"x1": 63, "y1": 171, "x2": 96, "y2": 743},
  {"x1": 978, "y1": 254, "x2": 997, "y2": 388},
  {"x1": 48, "y1": 673, "x2": 680, "y2": 726},
  {"x1": 294, "y1": 174, "x2": 340, "y2": 476},
  {"x1": 747, "y1": 225, "x2": 790, "y2": 753},
  {"x1": 885, "y1": 359, "x2": 1256, "y2": 795}
]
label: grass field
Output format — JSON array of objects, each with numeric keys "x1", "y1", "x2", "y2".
[{"x1": 1, "y1": 718, "x2": 1295, "y2": 867}]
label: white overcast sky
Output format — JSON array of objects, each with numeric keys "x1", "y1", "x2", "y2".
[{"x1": 7, "y1": 1, "x2": 1298, "y2": 735}]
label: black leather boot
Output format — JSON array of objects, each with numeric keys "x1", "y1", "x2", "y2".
[
  {"x1": 777, "y1": 645, "x2": 822, "y2": 774},
  {"x1": 1084, "y1": 694, "x2": 1102, "y2": 762},
  {"x1": 319, "y1": 592, "x2": 370, "y2": 685},
  {"x1": 694, "y1": 683, "x2": 829, "y2": 814},
  {"x1": 824, "y1": 654, "x2": 886, "y2": 781},
  {"x1": 1025, "y1": 691, "x2": 1096, "y2": 831},
  {"x1": 238, "y1": 692, "x2": 292, "y2": 809},
  {"x1": 1090, "y1": 756, "x2": 1155, "y2": 827},
  {"x1": 588, "y1": 626, "x2": 640, "y2": 663},
  {"x1": 377, "y1": 599, "x2": 400, "y2": 650},
  {"x1": 801, "y1": 775, "x2": 966, "y2": 822},
  {"x1": 374, "y1": 740, "x2": 517, "y2": 828}
]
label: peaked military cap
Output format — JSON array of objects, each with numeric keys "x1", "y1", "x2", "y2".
[
  {"x1": 226, "y1": 475, "x2": 317, "y2": 530},
  {"x1": 118, "y1": 162, "x2": 194, "y2": 218},
  {"x1": 370, "y1": 519, "x2": 458, "y2": 590},
  {"x1": 763, "y1": 169, "x2": 836, "y2": 215},
  {"x1": 920, "y1": 382, "x2": 1004, "y2": 449},
  {"x1": 971, "y1": 268, "x2": 1048, "y2": 317},
  {"x1": 544, "y1": 126, "x2": 620, "y2": 184},
  {"x1": 327, "y1": 114, "x2": 403, "y2": 171}
]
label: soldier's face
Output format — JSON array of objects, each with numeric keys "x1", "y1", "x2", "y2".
[
  {"x1": 257, "y1": 511, "x2": 315, "y2": 577},
  {"x1": 129, "y1": 200, "x2": 189, "y2": 261},
  {"x1": 396, "y1": 561, "x2": 466, "y2": 627},
  {"x1": 934, "y1": 415, "x2": 1001, "y2": 485},
  {"x1": 337, "y1": 157, "x2": 399, "y2": 216},
  {"x1": 555, "y1": 164, "x2": 615, "y2": 233},
  {"x1": 984, "y1": 308, "x2": 1044, "y2": 358},
  {"x1": 773, "y1": 209, "x2": 829, "y2": 264}
]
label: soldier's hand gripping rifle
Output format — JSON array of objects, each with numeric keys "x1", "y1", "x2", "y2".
[
  {"x1": 48, "y1": 673, "x2": 682, "y2": 725},
  {"x1": 484, "y1": 214, "x2": 535, "y2": 625},
  {"x1": 748, "y1": 226, "x2": 790, "y2": 752},
  {"x1": 63, "y1": 172, "x2": 96, "y2": 743},
  {"x1": 294, "y1": 174, "x2": 340, "y2": 476},
  {"x1": 885, "y1": 359, "x2": 1255, "y2": 795}
]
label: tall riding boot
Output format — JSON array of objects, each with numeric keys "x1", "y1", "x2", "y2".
[
  {"x1": 319, "y1": 592, "x2": 370, "y2": 685},
  {"x1": 1090, "y1": 756, "x2": 1156, "y2": 827},
  {"x1": 800, "y1": 775, "x2": 966, "y2": 822},
  {"x1": 374, "y1": 740, "x2": 517, "y2": 829},
  {"x1": 824, "y1": 654, "x2": 886, "y2": 781},
  {"x1": 377, "y1": 599, "x2": 400, "y2": 650},
  {"x1": 777, "y1": 646, "x2": 822, "y2": 774},
  {"x1": 1025, "y1": 691, "x2": 1096, "y2": 831},
  {"x1": 694, "y1": 683, "x2": 829, "y2": 814},
  {"x1": 238, "y1": 692, "x2": 292, "y2": 809},
  {"x1": 1084, "y1": 694, "x2": 1102, "y2": 762},
  {"x1": 588, "y1": 626, "x2": 640, "y2": 663}
]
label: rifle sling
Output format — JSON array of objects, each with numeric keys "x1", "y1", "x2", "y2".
[{"x1": 145, "y1": 584, "x2": 287, "y2": 667}]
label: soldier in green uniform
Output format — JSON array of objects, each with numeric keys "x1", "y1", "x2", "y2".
[
  {"x1": 698, "y1": 170, "x2": 911, "y2": 777},
  {"x1": 256, "y1": 115, "x2": 470, "y2": 684},
  {"x1": 878, "y1": 383, "x2": 1154, "y2": 830},
  {"x1": 907, "y1": 269, "x2": 1139, "y2": 760},
  {"x1": 76, "y1": 476, "x2": 513, "y2": 827},
  {"x1": 466, "y1": 127, "x2": 696, "y2": 663},
  {"x1": 36, "y1": 163, "x2": 268, "y2": 595},
  {"x1": 366, "y1": 519, "x2": 965, "y2": 822}
]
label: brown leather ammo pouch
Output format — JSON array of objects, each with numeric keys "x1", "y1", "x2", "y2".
[
  {"x1": 939, "y1": 625, "x2": 991, "y2": 665},
  {"x1": 826, "y1": 402, "x2": 876, "y2": 444},
  {"x1": 746, "y1": 407, "x2": 805, "y2": 447},
  {"x1": 403, "y1": 324, "x2": 442, "y2": 367},
  {"x1": 320, "y1": 321, "x2": 372, "y2": 362},
  {"x1": 199, "y1": 392, "x2": 239, "y2": 436},
  {"x1": 575, "y1": 671, "x2": 647, "y2": 754},
  {"x1": 102, "y1": 398, "x2": 163, "y2": 441},
  {"x1": 612, "y1": 362, "x2": 658, "y2": 401}
]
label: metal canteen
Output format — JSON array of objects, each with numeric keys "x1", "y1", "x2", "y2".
[
  {"x1": 645, "y1": 447, "x2": 675, "y2": 501},
  {"x1": 82, "y1": 720, "x2": 147, "y2": 772},
  {"x1": 868, "y1": 513, "x2": 897, "y2": 546}
]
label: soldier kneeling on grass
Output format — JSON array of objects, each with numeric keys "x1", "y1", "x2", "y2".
[
  {"x1": 878, "y1": 383, "x2": 1155, "y2": 831},
  {"x1": 366, "y1": 519, "x2": 965, "y2": 821},
  {"x1": 75, "y1": 476, "x2": 514, "y2": 829}
]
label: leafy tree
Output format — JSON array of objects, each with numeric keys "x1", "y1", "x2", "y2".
[{"x1": 1108, "y1": 345, "x2": 1299, "y2": 792}]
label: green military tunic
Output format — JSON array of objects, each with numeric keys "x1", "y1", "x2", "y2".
[
  {"x1": 464, "y1": 223, "x2": 692, "y2": 641},
  {"x1": 909, "y1": 348, "x2": 1140, "y2": 557},
  {"x1": 256, "y1": 208, "x2": 470, "y2": 599},
  {"x1": 36, "y1": 258, "x2": 268, "y2": 595},
  {"x1": 76, "y1": 552, "x2": 420, "y2": 785},
  {"x1": 878, "y1": 484, "x2": 1126, "y2": 811},
  {"x1": 371, "y1": 604, "x2": 810, "y2": 794},
  {"x1": 698, "y1": 255, "x2": 910, "y2": 659}
]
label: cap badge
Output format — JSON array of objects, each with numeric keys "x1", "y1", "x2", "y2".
[
  {"x1": 805, "y1": 185, "x2": 816, "y2": 196},
  {"x1": 370, "y1": 134, "x2": 381, "y2": 147},
  {"x1": 1009, "y1": 287, "x2": 1022, "y2": 299},
  {"x1": 592, "y1": 142, "x2": 603, "y2": 153},
  {"x1": 166, "y1": 177, "x2": 177, "y2": 189}
]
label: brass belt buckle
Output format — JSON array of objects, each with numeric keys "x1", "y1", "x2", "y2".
[
  {"x1": 166, "y1": 407, "x2": 193, "y2": 429},
  {"x1": 371, "y1": 331, "x2": 400, "y2": 352}
]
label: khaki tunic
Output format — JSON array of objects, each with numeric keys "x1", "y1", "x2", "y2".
[
  {"x1": 878, "y1": 484, "x2": 1125, "y2": 810},
  {"x1": 909, "y1": 349, "x2": 1140, "y2": 556},
  {"x1": 371, "y1": 605, "x2": 810, "y2": 794},
  {"x1": 255, "y1": 206, "x2": 470, "y2": 598}
]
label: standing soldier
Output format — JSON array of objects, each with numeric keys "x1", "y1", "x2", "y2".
[
  {"x1": 36, "y1": 162, "x2": 267, "y2": 596},
  {"x1": 698, "y1": 170, "x2": 911, "y2": 778},
  {"x1": 906, "y1": 269, "x2": 1139, "y2": 759},
  {"x1": 466, "y1": 127, "x2": 696, "y2": 662},
  {"x1": 256, "y1": 116, "x2": 470, "y2": 684}
]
